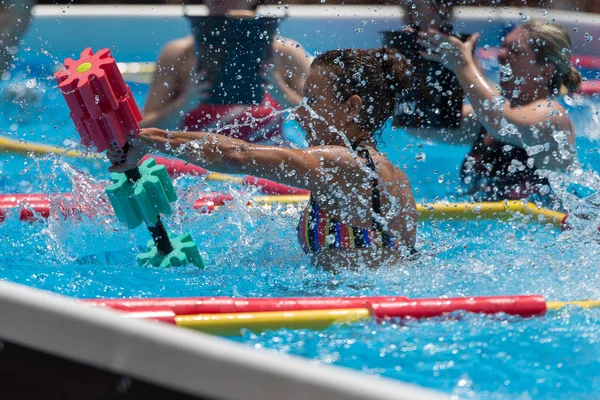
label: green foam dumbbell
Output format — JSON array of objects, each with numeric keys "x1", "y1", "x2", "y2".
[
  {"x1": 105, "y1": 157, "x2": 203, "y2": 269},
  {"x1": 105, "y1": 158, "x2": 177, "y2": 229},
  {"x1": 137, "y1": 232, "x2": 204, "y2": 268}
]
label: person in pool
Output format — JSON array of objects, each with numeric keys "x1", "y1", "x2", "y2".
[
  {"x1": 401, "y1": 1, "x2": 580, "y2": 205},
  {"x1": 108, "y1": 48, "x2": 418, "y2": 270},
  {"x1": 0, "y1": 0, "x2": 33, "y2": 75},
  {"x1": 140, "y1": 0, "x2": 311, "y2": 144}
]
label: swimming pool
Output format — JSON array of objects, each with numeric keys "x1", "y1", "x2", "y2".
[{"x1": 1, "y1": 5, "x2": 600, "y2": 399}]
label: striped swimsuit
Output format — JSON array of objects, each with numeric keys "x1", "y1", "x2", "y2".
[{"x1": 297, "y1": 143, "x2": 402, "y2": 254}]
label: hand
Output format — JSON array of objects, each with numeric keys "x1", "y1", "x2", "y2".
[
  {"x1": 417, "y1": 29, "x2": 480, "y2": 73},
  {"x1": 106, "y1": 135, "x2": 153, "y2": 173},
  {"x1": 180, "y1": 69, "x2": 212, "y2": 112}
]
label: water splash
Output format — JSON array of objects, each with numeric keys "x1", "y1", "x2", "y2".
[
  {"x1": 41, "y1": 160, "x2": 126, "y2": 263},
  {"x1": 2, "y1": 60, "x2": 600, "y2": 399}
]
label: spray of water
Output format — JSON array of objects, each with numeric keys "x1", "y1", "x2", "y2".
[{"x1": 2, "y1": 56, "x2": 600, "y2": 398}]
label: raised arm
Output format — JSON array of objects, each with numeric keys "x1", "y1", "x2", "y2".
[
  {"x1": 140, "y1": 39, "x2": 210, "y2": 129},
  {"x1": 452, "y1": 61, "x2": 572, "y2": 150},
  {"x1": 418, "y1": 31, "x2": 575, "y2": 169},
  {"x1": 264, "y1": 37, "x2": 313, "y2": 108}
]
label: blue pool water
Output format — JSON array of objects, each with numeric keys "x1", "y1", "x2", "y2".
[{"x1": 1, "y1": 64, "x2": 600, "y2": 399}]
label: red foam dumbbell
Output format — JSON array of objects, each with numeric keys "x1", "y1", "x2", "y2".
[{"x1": 55, "y1": 48, "x2": 142, "y2": 152}]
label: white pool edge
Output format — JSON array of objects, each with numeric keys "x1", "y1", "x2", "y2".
[
  {"x1": 31, "y1": 4, "x2": 600, "y2": 22},
  {"x1": 20, "y1": 4, "x2": 600, "y2": 69},
  {"x1": 0, "y1": 280, "x2": 446, "y2": 400}
]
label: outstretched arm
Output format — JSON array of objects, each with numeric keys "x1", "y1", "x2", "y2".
[{"x1": 108, "y1": 128, "x2": 359, "y2": 193}]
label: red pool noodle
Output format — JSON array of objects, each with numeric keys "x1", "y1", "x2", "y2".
[
  {"x1": 144, "y1": 155, "x2": 309, "y2": 195},
  {"x1": 193, "y1": 193, "x2": 234, "y2": 213},
  {"x1": 0, "y1": 193, "x2": 575, "y2": 234},
  {"x1": 0, "y1": 193, "x2": 65, "y2": 222},
  {"x1": 0, "y1": 191, "x2": 294, "y2": 221},
  {"x1": 120, "y1": 310, "x2": 178, "y2": 324},
  {"x1": 578, "y1": 80, "x2": 600, "y2": 96},
  {"x1": 83, "y1": 296, "x2": 406, "y2": 315},
  {"x1": 140, "y1": 155, "x2": 210, "y2": 177},
  {"x1": 369, "y1": 295, "x2": 547, "y2": 319}
]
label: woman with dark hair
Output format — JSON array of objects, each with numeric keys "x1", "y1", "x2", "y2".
[
  {"x1": 401, "y1": 1, "x2": 580, "y2": 205},
  {"x1": 108, "y1": 48, "x2": 418, "y2": 270}
]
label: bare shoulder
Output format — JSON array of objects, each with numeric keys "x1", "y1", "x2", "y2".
[
  {"x1": 307, "y1": 146, "x2": 412, "y2": 196},
  {"x1": 158, "y1": 36, "x2": 195, "y2": 66},
  {"x1": 272, "y1": 36, "x2": 311, "y2": 59},
  {"x1": 304, "y1": 145, "x2": 363, "y2": 168},
  {"x1": 378, "y1": 156, "x2": 410, "y2": 185}
]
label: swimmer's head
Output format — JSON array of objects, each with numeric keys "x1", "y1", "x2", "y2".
[
  {"x1": 297, "y1": 48, "x2": 410, "y2": 147},
  {"x1": 522, "y1": 20, "x2": 581, "y2": 94},
  {"x1": 401, "y1": 0, "x2": 451, "y2": 30},
  {"x1": 498, "y1": 21, "x2": 581, "y2": 100}
]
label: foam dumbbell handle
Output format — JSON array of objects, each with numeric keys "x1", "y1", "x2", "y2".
[
  {"x1": 124, "y1": 166, "x2": 142, "y2": 182},
  {"x1": 147, "y1": 218, "x2": 174, "y2": 255},
  {"x1": 120, "y1": 142, "x2": 143, "y2": 183}
]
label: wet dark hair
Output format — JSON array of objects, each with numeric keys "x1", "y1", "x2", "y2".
[
  {"x1": 522, "y1": 20, "x2": 582, "y2": 94},
  {"x1": 312, "y1": 47, "x2": 410, "y2": 137}
]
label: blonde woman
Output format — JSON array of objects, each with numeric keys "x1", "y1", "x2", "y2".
[{"x1": 406, "y1": 5, "x2": 580, "y2": 204}]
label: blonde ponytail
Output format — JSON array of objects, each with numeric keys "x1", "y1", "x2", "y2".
[{"x1": 563, "y1": 65, "x2": 582, "y2": 93}]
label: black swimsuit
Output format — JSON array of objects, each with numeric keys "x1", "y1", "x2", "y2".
[{"x1": 461, "y1": 128, "x2": 554, "y2": 205}]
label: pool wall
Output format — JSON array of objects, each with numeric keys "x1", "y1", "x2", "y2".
[{"x1": 0, "y1": 280, "x2": 444, "y2": 399}]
